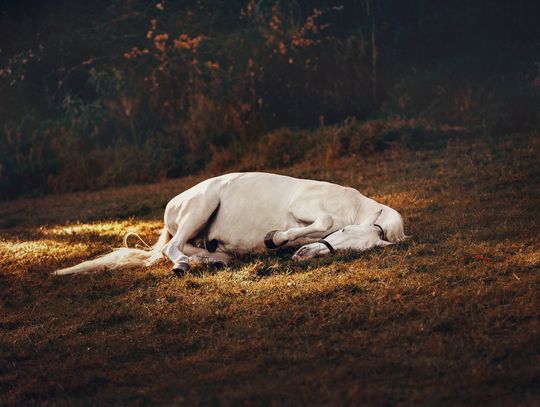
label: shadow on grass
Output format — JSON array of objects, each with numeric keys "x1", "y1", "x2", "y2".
[{"x1": 185, "y1": 242, "x2": 413, "y2": 279}]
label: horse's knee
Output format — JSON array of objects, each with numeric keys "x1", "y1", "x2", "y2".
[
  {"x1": 189, "y1": 254, "x2": 228, "y2": 268},
  {"x1": 318, "y1": 215, "x2": 333, "y2": 230},
  {"x1": 264, "y1": 230, "x2": 288, "y2": 248}
]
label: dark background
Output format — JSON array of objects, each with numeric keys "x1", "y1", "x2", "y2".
[{"x1": 1, "y1": 0, "x2": 539, "y2": 199}]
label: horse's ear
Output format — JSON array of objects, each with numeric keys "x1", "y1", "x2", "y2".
[{"x1": 360, "y1": 209, "x2": 383, "y2": 226}]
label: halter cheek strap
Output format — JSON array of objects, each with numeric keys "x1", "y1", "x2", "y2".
[
  {"x1": 374, "y1": 224, "x2": 386, "y2": 241},
  {"x1": 318, "y1": 224, "x2": 385, "y2": 254},
  {"x1": 318, "y1": 239, "x2": 335, "y2": 253}
]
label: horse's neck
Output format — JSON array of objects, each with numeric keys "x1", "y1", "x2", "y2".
[{"x1": 351, "y1": 195, "x2": 381, "y2": 224}]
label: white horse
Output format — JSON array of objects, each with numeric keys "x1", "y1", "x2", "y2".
[{"x1": 54, "y1": 172, "x2": 407, "y2": 276}]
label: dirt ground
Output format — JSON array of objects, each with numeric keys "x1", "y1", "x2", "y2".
[{"x1": 1, "y1": 132, "x2": 539, "y2": 405}]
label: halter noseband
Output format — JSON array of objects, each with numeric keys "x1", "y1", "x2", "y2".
[
  {"x1": 317, "y1": 238, "x2": 335, "y2": 253},
  {"x1": 318, "y1": 224, "x2": 386, "y2": 253}
]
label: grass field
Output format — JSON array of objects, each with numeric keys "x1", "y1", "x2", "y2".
[{"x1": 1, "y1": 132, "x2": 539, "y2": 405}]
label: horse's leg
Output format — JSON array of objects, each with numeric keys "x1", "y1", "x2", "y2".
[
  {"x1": 265, "y1": 213, "x2": 334, "y2": 248},
  {"x1": 183, "y1": 243, "x2": 232, "y2": 267},
  {"x1": 162, "y1": 192, "x2": 220, "y2": 274}
]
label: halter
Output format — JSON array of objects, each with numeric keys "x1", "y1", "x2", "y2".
[
  {"x1": 318, "y1": 224, "x2": 386, "y2": 253},
  {"x1": 317, "y1": 238, "x2": 336, "y2": 253},
  {"x1": 374, "y1": 224, "x2": 386, "y2": 241}
]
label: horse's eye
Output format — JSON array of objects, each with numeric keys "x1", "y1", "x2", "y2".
[{"x1": 341, "y1": 229, "x2": 346, "y2": 232}]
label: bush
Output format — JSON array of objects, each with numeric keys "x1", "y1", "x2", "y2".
[{"x1": 1, "y1": 0, "x2": 538, "y2": 199}]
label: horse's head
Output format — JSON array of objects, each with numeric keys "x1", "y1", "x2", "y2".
[{"x1": 292, "y1": 209, "x2": 393, "y2": 259}]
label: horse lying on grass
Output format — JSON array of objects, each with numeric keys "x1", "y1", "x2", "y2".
[{"x1": 54, "y1": 172, "x2": 407, "y2": 276}]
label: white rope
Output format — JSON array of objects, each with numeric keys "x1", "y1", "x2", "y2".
[{"x1": 123, "y1": 232, "x2": 152, "y2": 250}]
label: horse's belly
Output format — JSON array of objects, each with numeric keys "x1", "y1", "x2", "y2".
[
  {"x1": 208, "y1": 206, "x2": 300, "y2": 253},
  {"x1": 207, "y1": 178, "x2": 301, "y2": 252}
]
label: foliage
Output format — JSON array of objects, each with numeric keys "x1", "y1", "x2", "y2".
[{"x1": 0, "y1": 0, "x2": 539, "y2": 199}]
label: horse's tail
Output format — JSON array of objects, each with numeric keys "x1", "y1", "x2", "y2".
[{"x1": 53, "y1": 226, "x2": 171, "y2": 276}]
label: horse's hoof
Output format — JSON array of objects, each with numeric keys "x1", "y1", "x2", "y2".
[
  {"x1": 264, "y1": 230, "x2": 288, "y2": 249},
  {"x1": 212, "y1": 260, "x2": 227, "y2": 268},
  {"x1": 172, "y1": 262, "x2": 189, "y2": 277},
  {"x1": 264, "y1": 230, "x2": 278, "y2": 249}
]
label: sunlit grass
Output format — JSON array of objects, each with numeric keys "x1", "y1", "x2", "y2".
[
  {"x1": 46, "y1": 220, "x2": 162, "y2": 237},
  {"x1": 0, "y1": 239, "x2": 89, "y2": 261},
  {"x1": 0, "y1": 220, "x2": 164, "y2": 274}
]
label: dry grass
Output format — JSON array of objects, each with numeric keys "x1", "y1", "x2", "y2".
[{"x1": 1, "y1": 132, "x2": 539, "y2": 405}]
